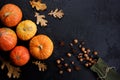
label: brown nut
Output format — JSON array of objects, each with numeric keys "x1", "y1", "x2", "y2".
[
  {"x1": 84, "y1": 53, "x2": 88, "y2": 57},
  {"x1": 86, "y1": 48, "x2": 91, "y2": 54},
  {"x1": 64, "y1": 63, "x2": 69, "y2": 67},
  {"x1": 73, "y1": 39, "x2": 78, "y2": 44},
  {"x1": 85, "y1": 63, "x2": 89, "y2": 67},
  {"x1": 71, "y1": 61, "x2": 75, "y2": 65},
  {"x1": 56, "y1": 59, "x2": 61, "y2": 64},
  {"x1": 67, "y1": 68, "x2": 72, "y2": 72},
  {"x1": 67, "y1": 53, "x2": 72, "y2": 57},
  {"x1": 59, "y1": 70, "x2": 63, "y2": 74},
  {"x1": 79, "y1": 58, "x2": 83, "y2": 62},
  {"x1": 81, "y1": 47, "x2": 85, "y2": 52},
  {"x1": 93, "y1": 51, "x2": 98, "y2": 55}
]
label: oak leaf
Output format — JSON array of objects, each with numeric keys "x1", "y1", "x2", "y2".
[
  {"x1": 35, "y1": 12, "x2": 48, "y2": 27},
  {"x1": 33, "y1": 61, "x2": 47, "y2": 71},
  {"x1": 0, "y1": 57, "x2": 21, "y2": 79},
  {"x1": 30, "y1": 0, "x2": 47, "y2": 11},
  {"x1": 48, "y1": 8, "x2": 64, "y2": 19}
]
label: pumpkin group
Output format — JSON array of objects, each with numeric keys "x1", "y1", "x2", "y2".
[
  {"x1": 10, "y1": 46, "x2": 30, "y2": 66},
  {"x1": 0, "y1": 4, "x2": 22, "y2": 27},
  {"x1": 29, "y1": 34, "x2": 54, "y2": 60},
  {"x1": 0, "y1": 28, "x2": 17, "y2": 51},
  {"x1": 16, "y1": 20, "x2": 37, "y2": 41}
]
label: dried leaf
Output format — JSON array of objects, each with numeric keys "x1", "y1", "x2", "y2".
[
  {"x1": 33, "y1": 61, "x2": 47, "y2": 71},
  {"x1": 0, "y1": 60, "x2": 21, "y2": 78},
  {"x1": 35, "y1": 12, "x2": 48, "y2": 27},
  {"x1": 30, "y1": 0, "x2": 47, "y2": 11},
  {"x1": 48, "y1": 8, "x2": 64, "y2": 19}
]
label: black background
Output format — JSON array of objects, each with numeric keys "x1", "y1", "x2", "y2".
[{"x1": 0, "y1": 0, "x2": 120, "y2": 80}]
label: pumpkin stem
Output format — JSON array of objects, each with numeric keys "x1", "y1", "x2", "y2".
[
  {"x1": 4, "y1": 12, "x2": 11, "y2": 17},
  {"x1": 38, "y1": 45, "x2": 43, "y2": 50}
]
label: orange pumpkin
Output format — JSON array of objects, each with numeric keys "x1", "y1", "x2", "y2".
[
  {"x1": 10, "y1": 46, "x2": 30, "y2": 66},
  {"x1": 0, "y1": 4, "x2": 22, "y2": 27},
  {"x1": 29, "y1": 34, "x2": 54, "y2": 60},
  {"x1": 0, "y1": 28, "x2": 17, "y2": 51},
  {"x1": 16, "y1": 20, "x2": 37, "y2": 41}
]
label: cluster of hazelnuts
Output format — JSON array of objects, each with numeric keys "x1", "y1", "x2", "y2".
[{"x1": 56, "y1": 38, "x2": 99, "y2": 75}]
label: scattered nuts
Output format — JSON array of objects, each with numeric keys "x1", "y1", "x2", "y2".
[
  {"x1": 89, "y1": 58, "x2": 92, "y2": 62},
  {"x1": 69, "y1": 43, "x2": 73, "y2": 47},
  {"x1": 85, "y1": 63, "x2": 89, "y2": 67},
  {"x1": 88, "y1": 62, "x2": 92, "y2": 66},
  {"x1": 79, "y1": 44, "x2": 82, "y2": 48},
  {"x1": 67, "y1": 53, "x2": 72, "y2": 57},
  {"x1": 84, "y1": 53, "x2": 88, "y2": 57},
  {"x1": 79, "y1": 58, "x2": 83, "y2": 62},
  {"x1": 81, "y1": 47, "x2": 85, "y2": 52},
  {"x1": 60, "y1": 57, "x2": 64, "y2": 61},
  {"x1": 85, "y1": 56, "x2": 89, "y2": 60},
  {"x1": 64, "y1": 63, "x2": 69, "y2": 67},
  {"x1": 67, "y1": 68, "x2": 72, "y2": 72},
  {"x1": 71, "y1": 61, "x2": 75, "y2": 65},
  {"x1": 74, "y1": 65, "x2": 81, "y2": 71},
  {"x1": 73, "y1": 39, "x2": 78, "y2": 44},
  {"x1": 86, "y1": 48, "x2": 91, "y2": 53},
  {"x1": 56, "y1": 59, "x2": 61, "y2": 64},
  {"x1": 93, "y1": 51, "x2": 98, "y2": 55},
  {"x1": 59, "y1": 70, "x2": 63, "y2": 74}
]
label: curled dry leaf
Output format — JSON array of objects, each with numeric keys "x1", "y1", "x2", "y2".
[
  {"x1": 35, "y1": 12, "x2": 48, "y2": 27},
  {"x1": 0, "y1": 59, "x2": 21, "y2": 78},
  {"x1": 48, "y1": 8, "x2": 64, "y2": 19},
  {"x1": 29, "y1": 0, "x2": 47, "y2": 11},
  {"x1": 33, "y1": 61, "x2": 47, "y2": 71}
]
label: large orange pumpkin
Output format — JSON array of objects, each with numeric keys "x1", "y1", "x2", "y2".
[
  {"x1": 10, "y1": 46, "x2": 30, "y2": 66},
  {"x1": 16, "y1": 20, "x2": 37, "y2": 41},
  {"x1": 29, "y1": 34, "x2": 54, "y2": 60},
  {"x1": 0, "y1": 28, "x2": 17, "y2": 51},
  {"x1": 0, "y1": 4, "x2": 22, "y2": 27}
]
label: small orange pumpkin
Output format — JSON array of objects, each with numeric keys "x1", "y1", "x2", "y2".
[
  {"x1": 10, "y1": 46, "x2": 30, "y2": 66},
  {"x1": 29, "y1": 34, "x2": 54, "y2": 60},
  {"x1": 0, "y1": 28, "x2": 17, "y2": 51},
  {"x1": 0, "y1": 4, "x2": 22, "y2": 27}
]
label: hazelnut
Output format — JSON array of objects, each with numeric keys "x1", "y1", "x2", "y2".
[
  {"x1": 67, "y1": 53, "x2": 72, "y2": 57},
  {"x1": 59, "y1": 70, "x2": 63, "y2": 74},
  {"x1": 79, "y1": 44, "x2": 82, "y2": 48},
  {"x1": 81, "y1": 47, "x2": 85, "y2": 52},
  {"x1": 56, "y1": 59, "x2": 61, "y2": 64},
  {"x1": 60, "y1": 57, "x2": 64, "y2": 61},
  {"x1": 86, "y1": 48, "x2": 91, "y2": 53},
  {"x1": 69, "y1": 43, "x2": 73, "y2": 47},
  {"x1": 93, "y1": 51, "x2": 98, "y2": 55},
  {"x1": 67, "y1": 68, "x2": 72, "y2": 72},
  {"x1": 64, "y1": 63, "x2": 68, "y2": 67},
  {"x1": 88, "y1": 62, "x2": 92, "y2": 66},
  {"x1": 85, "y1": 63, "x2": 89, "y2": 67},
  {"x1": 78, "y1": 53, "x2": 83, "y2": 56},
  {"x1": 89, "y1": 58, "x2": 92, "y2": 62},
  {"x1": 84, "y1": 53, "x2": 88, "y2": 57},
  {"x1": 73, "y1": 39, "x2": 78, "y2": 44},
  {"x1": 71, "y1": 61, "x2": 75, "y2": 65},
  {"x1": 86, "y1": 56, "x2": 89, "y2": 60},
  {"x1": 79, "y1": 58, "x2": 83, "y2": 62}
]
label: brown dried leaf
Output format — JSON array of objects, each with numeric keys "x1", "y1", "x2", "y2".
[
  {"x1": 48, "y1": 8, "x2": 64, "y2": 19},
  {"x1": 33, "y1": 61, "x2": 47, "y2": 71},
  {"x1": 35, "y1": 12, "x2": 48, "y2": 27},
  {"x1": 0, "y1": 60, "x2": 21, "y2": 78},
  {"x1": 29, "y1": 0, "x2": 47, "y2": 11}
]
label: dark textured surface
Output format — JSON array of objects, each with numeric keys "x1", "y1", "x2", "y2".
[{"x1": 0, "y1": 0, "x2": 120, "y2": 80}]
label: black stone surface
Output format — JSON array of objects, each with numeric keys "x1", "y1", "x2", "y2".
[{"x1": 0, "y1": 0, "x2": 120, "y2": 80}]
